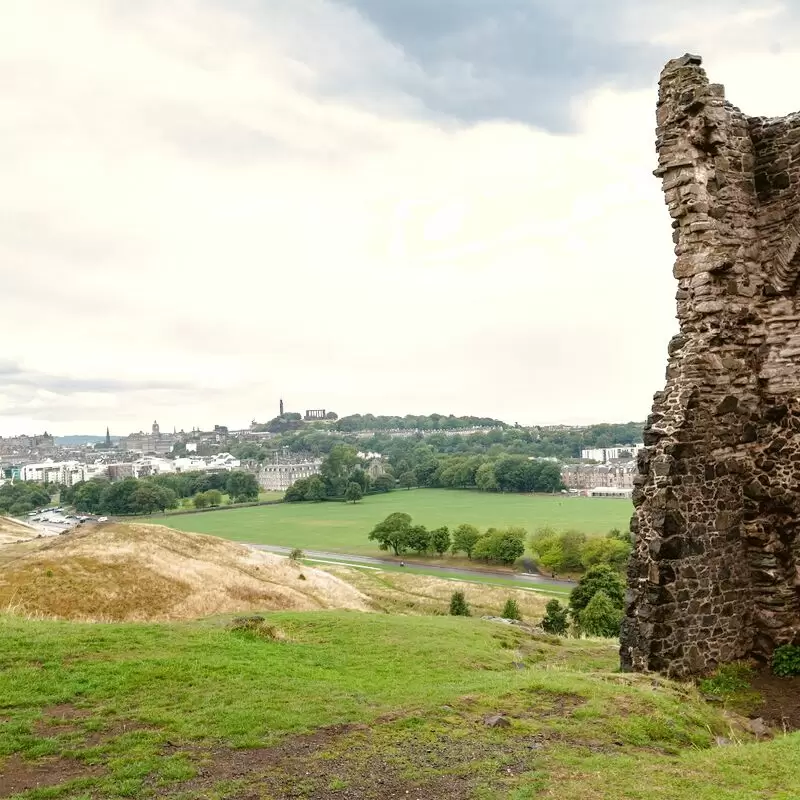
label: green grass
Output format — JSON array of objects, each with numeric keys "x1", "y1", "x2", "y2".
[
  {"x1": 1, "y1": 612, "x2": 796, "y2": 799},
  {"x1": 156, "y1": 488, "x2": 631, "y2": 556}
]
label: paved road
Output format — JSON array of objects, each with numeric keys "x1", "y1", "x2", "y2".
[{"x1": 248, "y1": 543, "x2": 574, "y2": 589}]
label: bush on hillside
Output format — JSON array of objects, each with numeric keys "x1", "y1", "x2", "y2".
[
  {"x1": 569, "y1": 564, "x2": 625, "y2": 622},
  {"x1": 449, "y1": 591, "x2": 470, "y2": 617},
  {"x1": 772, "y1": 644, "x2": 800, "y2": 677},
  {"x1": 531, "y1": 527, "x2": 630, "y2": 576},
  {"x1": 541, "y1": 599, "x2": 570, "y2": 635},
  {"x1": 289, "y1": 548, "x2": 305, "y2": 561},
  {"x1": 502, "y1": 598, "x2": 522, "y2": 621},
  {"x1": 578, "y1": 590, "x2": 622, "y2": 638}
]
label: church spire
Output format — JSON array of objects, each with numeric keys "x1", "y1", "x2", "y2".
[{"x1": 105, "y1": 426, "x2": 111, "y2": 447}]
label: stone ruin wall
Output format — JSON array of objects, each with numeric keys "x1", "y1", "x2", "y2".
[{"x1": 620, "y1": 54, "x2": 800, "y2": 676}]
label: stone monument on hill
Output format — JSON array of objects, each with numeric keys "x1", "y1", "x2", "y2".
[{"x1": 621, "y1": 54, "x2": 800, "y2": 676}]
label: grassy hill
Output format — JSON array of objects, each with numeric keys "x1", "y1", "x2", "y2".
[
  {"x1": 158, "y1": 489, "x2": 632, "y2": 555},
  {"x1": 0, "y1": 524, "x2": 369, "y2": 621},
  {"x1": 1, "y1": 612, "x2": 797, "y2": 799}
]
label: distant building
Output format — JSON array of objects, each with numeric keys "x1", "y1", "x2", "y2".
[
  {"x1": 106, "y1": 463, "x2": 135, "y2": 481},
  {"x1": 119, "y1": 421, "x2": 178, "y2": 454},
  {"x1": 587, "y1": 486, "x2": 633, "y2": 499},
  {"x1": 304, "y1": 409, "x2": 326, "y2": 421},
  {"x1": 19, "y1": 460, "x2": 106, "y2": 487},
  {"x1": 561, "y1": 461, "x2": 636, "y2": 492},
  {"x1": 580, "y1": 444, "x2": 645, "y2": 463},
  {"x1": 172, "y1": 453, "x2": 240, "y2": 473},
  {"x1": 258, "y1": 459, "x2": 322, "y2": 491}
]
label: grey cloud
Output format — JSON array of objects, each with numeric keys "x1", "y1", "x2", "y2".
[
  {"x1": 0, "y1": 361, "x2": 188, "y2": 396},
  {"x1": 275, "y1": 0, "x2": 787, "y2": 131},
  {"x1": 323, "y1": 0, "x2": 669, "y2": 131}
]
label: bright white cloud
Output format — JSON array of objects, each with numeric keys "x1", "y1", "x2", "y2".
[{"x1": 1, "y1": 0, "x2": 798, "y2": 435}]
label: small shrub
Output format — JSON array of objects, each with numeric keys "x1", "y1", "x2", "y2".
[
  {"x1": 229, "y1": 615, "x2": 286, "y2": 641},
  {"x1": 289, "y1": 548, "x2": 305, "y2": 561},
  {"x1": 298, "y1": 573, "x2": 306, "y2": 581},
  {"x1": 541, "y1": 599, "x2": 570, "y2": 635},
  {"x1": 501, "y1": 598, "x2": 522, "y2": 621},
  {"x1": 449, "y1": 591, "x2": 470, "y2": 617},
  {"x1": 772, "y1": 644, "x2": 800, "y2": 677},
  {"x1": 699, "y1": 662, "x2": 753, "y2": 697}
]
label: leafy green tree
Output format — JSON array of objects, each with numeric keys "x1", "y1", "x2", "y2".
[
  {"x1": 321, "y1": 444, "x2": 360, "y2": 496},
  {"x1": 284, "y1": 478, "x2": 310, "y2": 502},
  {"x1": 9, "y1": 500, "x2": 34, "y2": 516},
  {"x1": 347, "y1": 467, "x2": 369, "y2": 492},
  {"x1": 569, "y1": 564, "x2": 625, "y2": 622},
  {"x1": 205, "y1": 489, "x2": 223, "y2": 507},
  {"x1": 406, "y1": 525, "x2": 431, "y2": 555},
  {"x1": 449, "y1": 591, "x2": 470, "y2": 616},
  {"x1": 580, "y1": 537, "x2": 631, "y2": 571},
  {"x1": 372, "y1": 475, "x2": 395, "y2": 493},
  {"x1": 475, "y1": 462, "x2": 499, "y2": 491},
  {"x1": 502, "y1": 598, "x2": 522, "y2": 621},
  {"x1": 225, "y1": 471, "x2": 259, "y2": 503},
  {"x1": 578, "y1": 590, "x2": 622, "y2": 638},
  {"x1": 541, "y1": 599, "x2": 570, "y2": 634},
  {"x1": 399, "y1": 471, "x2": 415, "y2": 490},
  {"x1": 559, "y1": 529, "x2": 587, "y2": 572},
  {"x1": 472, "y1": 527, "x2": 525, "y2": 565},
  {"x1": 305, "y1": 476, "x2": 327, "y2": 502},
  {"x1": 368, "y1": 512, "x2": 412, "y2": 556},
  {"x1": 344, "y1": 482, "x2": 363, "y2": 504},
  {"x1": 472, "y1": 533, "x2": 494, "y2": 563},
  {"x1": 495, "y1": 527, "x2": 526, "y2": 565},
  {"x1": 430, "y1": 526, "x2": 450, "y2": 556},
  {"x1": 451, "y1": 523, "x2": 481, "y2": 558},
  {"x1": 193, "y1": 492, "x2": 209, "y2": 509},
  {"x1": 289, "y1": 547, "x2": 305, "y2": 561}
]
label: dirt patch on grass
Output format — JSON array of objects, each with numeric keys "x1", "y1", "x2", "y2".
[
  {"x1": 0, "y1": 754, "x2": 104, "y2": 798},
  {"x1": 750, "y1": 671, "x2": 800, "y2": 731},
  {"x1": 0, "y1": 523, "x2": 371, "y2": 620},
  {"x1": 32, "y1": 703, "x2": 92, "y2": 736},
  {"x1": 161, "y1": 711, "x2": 552, "y2": 799}
]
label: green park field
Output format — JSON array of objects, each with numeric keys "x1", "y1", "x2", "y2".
[{"x1": 158, "y1": 488, "x2": 632, "y2": 555}]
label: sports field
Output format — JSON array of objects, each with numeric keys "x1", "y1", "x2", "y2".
[{"x1": 159, "y1": 489, "x2": 632, "y2": 555}]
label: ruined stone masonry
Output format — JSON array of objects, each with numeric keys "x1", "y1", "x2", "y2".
[{"x1": 620, "y1": 54, "x2": 800, "y2": 676}]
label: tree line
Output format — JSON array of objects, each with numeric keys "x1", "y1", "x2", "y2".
[
  {"x1": 529, "y1": 526, "x2": 631, "y2": 575},
  {"x1": 230, "y1": 420, "x2": 643, "y2": 466},
  {"x1": 367, "y1": 513, "x2": 526, "y2": 566},
  {"x1": 334, "y1": 413, "x2": 506, "y2": 432},
  {"x1": 0, "y1": 482, "x2": 52, "y2": 516},
  {"x1": 282, "y1": 445, "x2": 565, "y2": 504},
  {"x1": 60, "y1": 470, "x2": 260, "y2": 516}
]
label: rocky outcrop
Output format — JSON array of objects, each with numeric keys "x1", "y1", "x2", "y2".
[{"x1": 621, "y1": 54, "x2": 800, "y2": 676}]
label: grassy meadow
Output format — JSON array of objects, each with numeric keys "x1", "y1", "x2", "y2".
[
  {"x1": 157, "y1": 488, "x2": 632, "y2": 555},
  {"x1": 1, "y1": 611, "x2": 797, "y2": 799}
]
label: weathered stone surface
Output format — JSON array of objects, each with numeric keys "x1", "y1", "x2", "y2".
[{"x1": 620, "y1": 54, "x2": 800, "y2": 677}]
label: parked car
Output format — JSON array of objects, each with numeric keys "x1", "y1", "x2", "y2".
[{"x1": 97, "y1": 516, "x2": 109, "y2": 523}]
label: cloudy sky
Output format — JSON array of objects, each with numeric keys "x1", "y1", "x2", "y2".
[{"x1": 2, "y1": 1, "x2": 799, "y2": 436}]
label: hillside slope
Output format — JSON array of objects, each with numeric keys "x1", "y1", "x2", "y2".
[
  {"x1": 0, "y1": 515, "x2": 37, "y2": 545},
  {"x1": 0, "y1": 523, "x2": 370, "y2": 620},
  {"x1": 0, "y1": 612, "x2": 797, "y2": 799}
]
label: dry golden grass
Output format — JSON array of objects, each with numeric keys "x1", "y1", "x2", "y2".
[
  {"x1": 0, "y1": 516, "x2": 38, "y2": 545},
  {"x1": 0, "y1": 523, "x2": 370, "y2": 621},
  {"x1": 322, "y1": 566, "x2": 549, "y2": 620}
]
